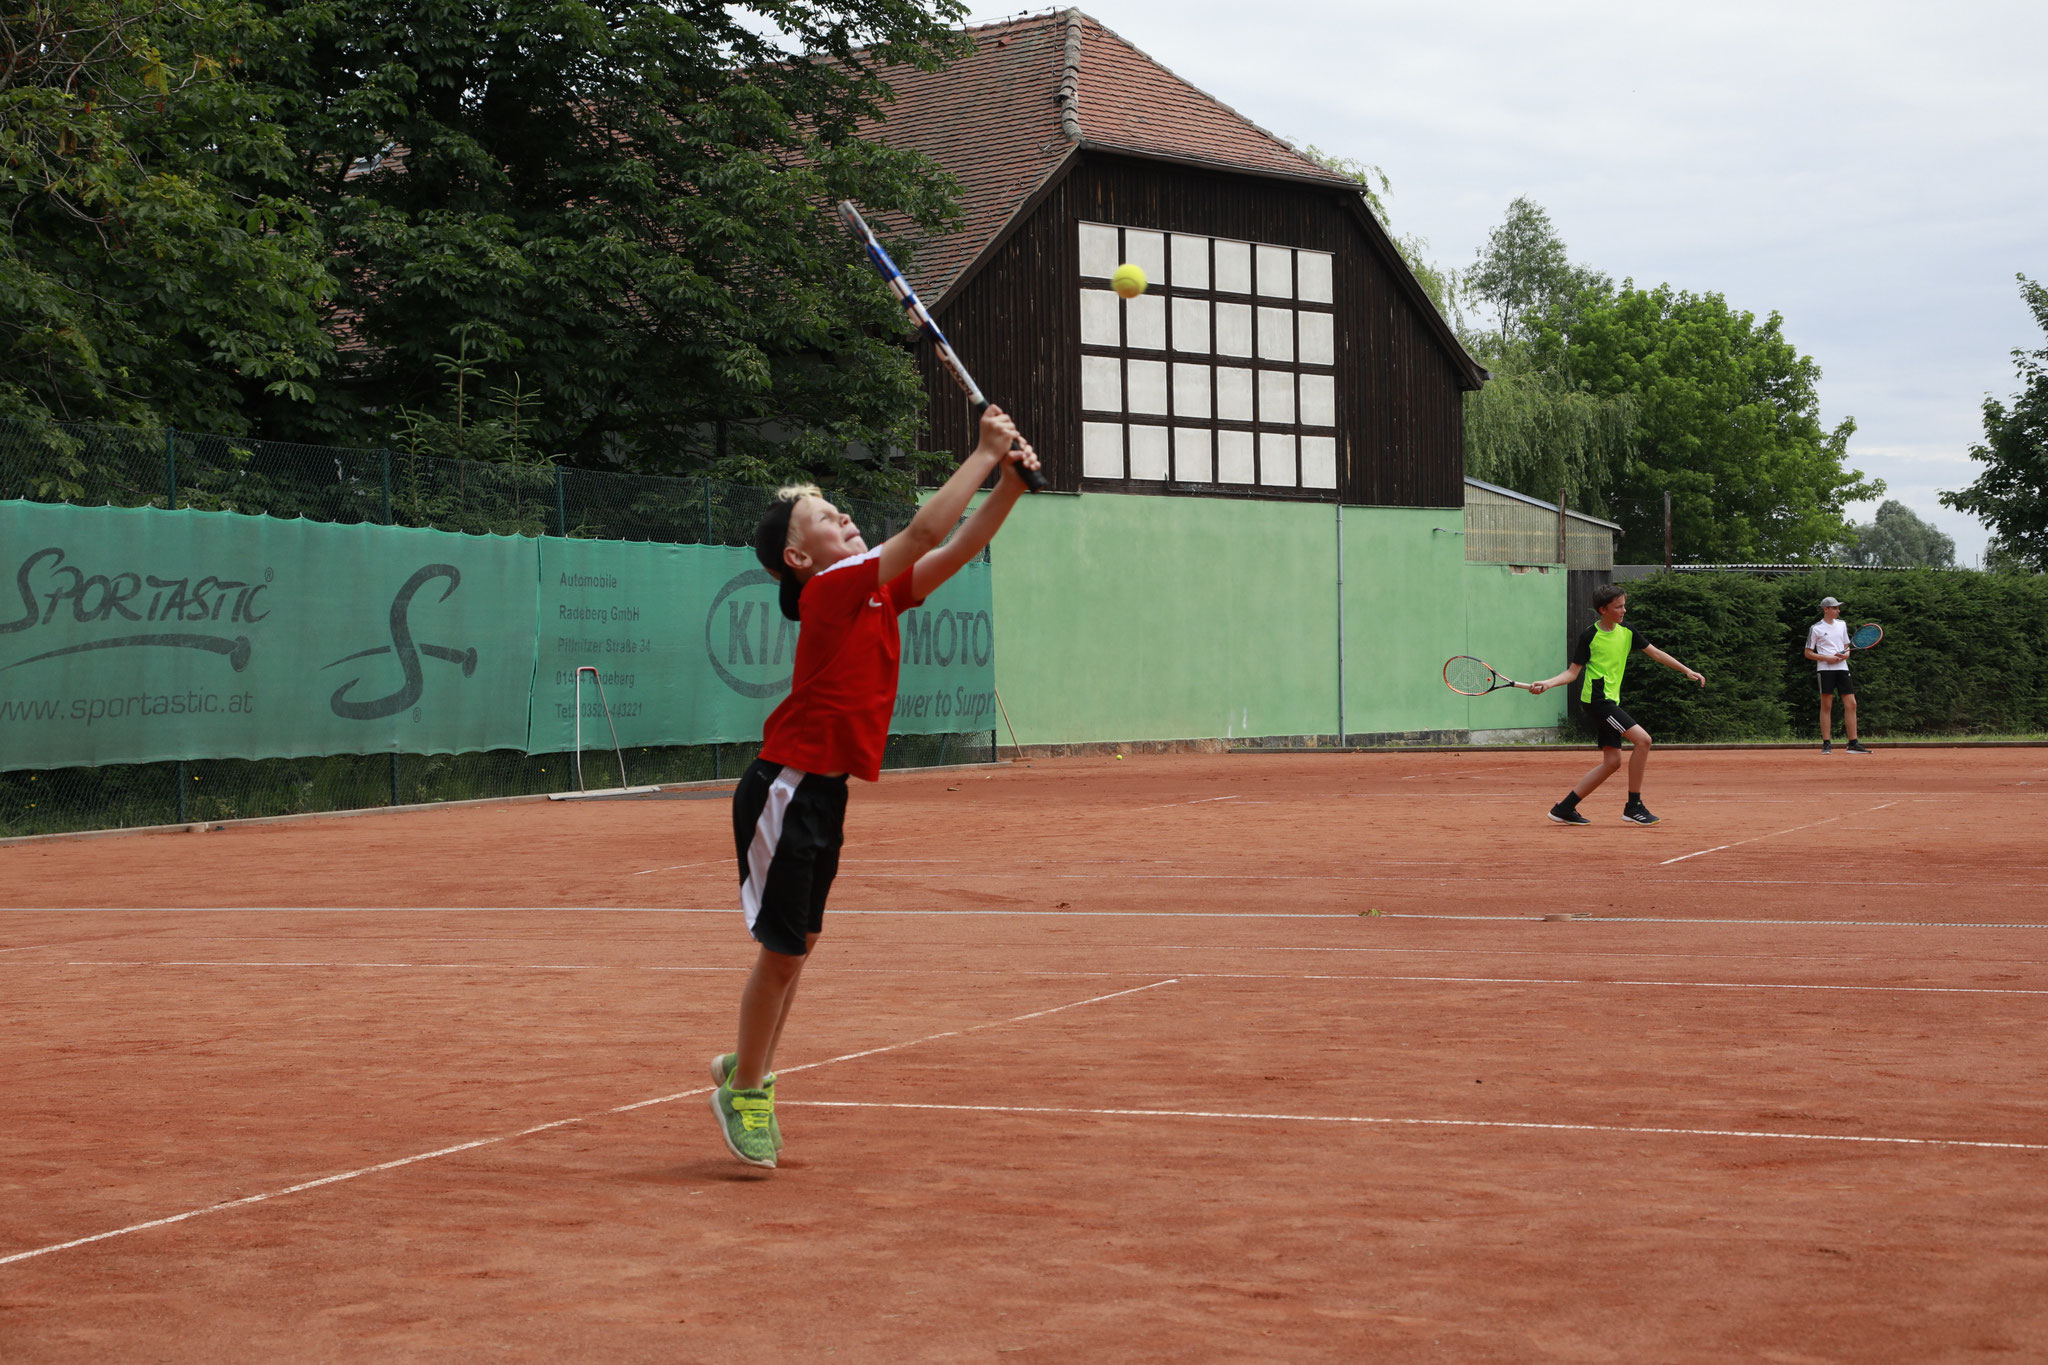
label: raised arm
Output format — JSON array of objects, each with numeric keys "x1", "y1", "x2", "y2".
[
  {"x1": 875, "y1": 407, "x2": 1026, "y2": 586},
  {"x1": 1645, "y1": 644, "x2": 1705, "y2": 688},
  {"x1": 912, "y1": 435, "x2": 1041, "y2": 600}
]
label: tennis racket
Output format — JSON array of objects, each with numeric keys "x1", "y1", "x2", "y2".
[
  {"x1": 1849, "y1": 621, "x2": 1883, "y2": 650},
  {"x1": 1443, "y1": 655, "x2": 1531, "y2": 696},
  {"x1": 836, "y1": 201, "x2": 1046, "y2": 492}
]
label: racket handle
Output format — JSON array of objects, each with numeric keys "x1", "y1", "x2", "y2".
[{"x1": 971, "y1": 400, "x2": 1047, "y2": 492}]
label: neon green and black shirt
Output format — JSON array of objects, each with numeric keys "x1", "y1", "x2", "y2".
[{"x1": 1571, "y1": 622, "x2": 1651, "y2": 705}]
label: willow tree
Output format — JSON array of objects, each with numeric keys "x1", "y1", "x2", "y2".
[{"x1": 1462, "y1": 349, "x2": 1635, "y2": 516}]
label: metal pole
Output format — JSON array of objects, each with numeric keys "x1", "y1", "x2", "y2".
[
  {"x1": 555, "y1": 467, "x2": 567, "y2": 537},
  {"x1": 1335, "y1": 503, "x2": 1346, "y2": 747},
  {"x1": 1557, "y1": 489, "x2": 1569, "y2": 566},
  {"x1": 1663, "y1": 490, "x2": 1673, "y2": 571},
  {"x1": 164, "y1": 427, "x2": 177, "y2": 509}
]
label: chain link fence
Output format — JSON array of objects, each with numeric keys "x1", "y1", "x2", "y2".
[{"x1": 1, "y1": 418, "x2": 992, "y2": 837}]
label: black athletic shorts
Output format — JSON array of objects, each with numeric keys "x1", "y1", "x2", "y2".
[
  {"x1": 1817, "y1": 672, "x2": 1856, "y2": 696},
  {"x1": 732, "y1": 759, "x2": 848, "y2": 957},
  {"x1": 1581, "y1": 698, "x2": 1639, "y2": 749}
]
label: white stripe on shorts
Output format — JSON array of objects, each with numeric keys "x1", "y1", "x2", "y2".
[{"x1": 741, "y1": 766, "x2": 807, "y2": 933}]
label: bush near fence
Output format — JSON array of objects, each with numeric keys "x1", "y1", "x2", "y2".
[
  {"x1": 1, "y1": 418, "x2": 990, "y2": 837},
  {"x1": 1616, "y1": 570, "x2": 2048, "y2": 741}
]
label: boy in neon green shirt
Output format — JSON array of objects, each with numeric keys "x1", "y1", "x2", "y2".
[{"x1": 1529, "y1": 584, "x2": 1704, "y2": 825}]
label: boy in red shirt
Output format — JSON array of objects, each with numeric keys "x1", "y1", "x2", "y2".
[{"x1": 709, "y1": 408, "x2": 1040, "y2": 1168}]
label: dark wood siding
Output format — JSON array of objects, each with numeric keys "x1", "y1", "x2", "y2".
[{"x1": 921, "y1": 152, "x2": 1470, "y2": 508}]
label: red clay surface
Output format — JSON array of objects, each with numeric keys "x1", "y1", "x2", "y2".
[{"x1": 4, "y1": 748, "x2": 2046, "y2": 1361}]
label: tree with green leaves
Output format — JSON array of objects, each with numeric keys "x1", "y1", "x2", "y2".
[
  {"x1": 1942, "y1": 275, "x2": 2048, "y2": 572},
  {"x1": 1538, "y1": 283, "x2": 1879, "y2": 563},
  {"x1": 230, "y1": 0, "x2": 971, "y2": 499},
  {"x1": 0, "y1": 0, "x2": 334, "y2": 432},
  {"x1": 1464, "y1": 196, "x2": 1609, "y2": 354},
  {"x1": 1838, "y1": 499, "x2": 1956, "y2": 568},
  {"x1": 1294, "y1": 144, "x2": 1457, "y2": 322}
]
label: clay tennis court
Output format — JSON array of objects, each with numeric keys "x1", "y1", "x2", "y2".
[{"x1": 5, "y1": 747, "x2": 2046, "y2": 1360}]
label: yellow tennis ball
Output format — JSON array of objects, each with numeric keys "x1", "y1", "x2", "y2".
[{"x1": 1112, "y1": 263, "x2": 1147, "y2": 300}]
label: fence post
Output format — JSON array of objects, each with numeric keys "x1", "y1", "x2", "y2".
[
  {"x1": 1557, "y1": 489, "x2": 1568, "y2": 566},
  {"x1": 555, "y1": 467, "x2": 567, "y2": 537},
  {"x1": 164, "y1": 427, "x2": 178, "y2": 509},
  {"x1": 380, "y1": 449, "x2": 393, "y2": 525}
]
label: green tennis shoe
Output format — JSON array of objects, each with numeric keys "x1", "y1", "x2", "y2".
[
  {"x1": 712, "y1": 1052, "x2": 782, "y2": 1153},
  {"x1": 711, "y1": 1078, "x2": 776, "y2": 1168}
]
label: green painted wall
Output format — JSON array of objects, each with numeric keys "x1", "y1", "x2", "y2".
[{"x1": 979, "y1": 492, "x2": 1565, "y2": 746}]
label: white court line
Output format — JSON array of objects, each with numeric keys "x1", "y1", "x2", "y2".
[
  {"x1": 0, "y1": 978, "x2": 1177, "y2": 1269},
  {"x1": 1132, "y1": 795, "x2": 1241, "y2": 812},
  {"x1": 47, "y1": 960, "x2": 2048, "y2": 997},
  {"x1": 784, "y1": 1101, "x2": 2048, "y2": 1154},
  {"x1": 1662, "y1": 802, "x2": 1897, "y2": 865}
]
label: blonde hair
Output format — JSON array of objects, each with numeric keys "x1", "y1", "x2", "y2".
[{"x1": 776, "y1": 483, "x2": 823, "y2": 548}]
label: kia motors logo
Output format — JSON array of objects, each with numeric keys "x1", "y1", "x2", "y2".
[{"x1": 705, "y1": 569, "x2": 796, "y2": 700}]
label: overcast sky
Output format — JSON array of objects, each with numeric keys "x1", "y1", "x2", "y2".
[{"x1": 962, "y1": 0, "x2": 2046, "y2": 563}]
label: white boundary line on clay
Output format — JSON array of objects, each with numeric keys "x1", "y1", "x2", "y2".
[
  {"x1": 0, "y1": 979, "x2": 1177, "y2": 1269},
  {"x1": 1661, "y1": 801, "x2": 1896, "y2": 865},
  {"x1": 783, "y1": 1101, "x2": 2048, "y2": 1154},
  {"x1": 30, "y1": 960, "x2": 2048, "y2": 997}
]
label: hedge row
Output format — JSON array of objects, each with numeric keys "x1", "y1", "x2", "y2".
[{"x1": 1605, "y1": 570, "x2": 2048, "y2": 740}]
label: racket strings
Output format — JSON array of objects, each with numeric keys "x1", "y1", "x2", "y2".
[{"x1": 1445, "y1": 656, "x2": 1496, "y2": 695}]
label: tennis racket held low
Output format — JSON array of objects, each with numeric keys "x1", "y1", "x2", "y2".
[
  {"x1": 1443, "y1": 655, "x2": 1533, "y2": 697},
  {"x1": 837, "y1": 201, "x2": 1047, "y2": 493}
]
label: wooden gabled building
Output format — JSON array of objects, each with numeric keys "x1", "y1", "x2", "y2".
[{"x1": 874, "y1": 8, "x2": 1484, "y2": 510}]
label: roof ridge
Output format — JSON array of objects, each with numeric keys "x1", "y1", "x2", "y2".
[
  {"x1": 1057, "y1": 8, "x2": 1082, "y2": 142},
  {"x1": 1072, "y1": 12, "x2": 1340, "y2": 184}
]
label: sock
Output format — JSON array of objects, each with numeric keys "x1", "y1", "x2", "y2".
[
  {"x1": 1626, "y1": 791, "x2": 1642, "y2": 806},
  {"x1": 1558, "y1": 791, "x2": 1580, "y2": 812}
]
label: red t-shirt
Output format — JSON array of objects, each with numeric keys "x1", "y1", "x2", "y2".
[{"x1": 758, "y1": 548, "x2": 924, "y2": 782}]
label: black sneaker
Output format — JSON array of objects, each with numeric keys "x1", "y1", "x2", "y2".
[
  {"x1": 1621, "y1": 803, "x2": 1661, "y2": 825},
  {"x1": 1846, "y1": 740, "x2": 1871, "y2": 754},
  {"x1": 1821, "y1": 740, "x2": 1833, "y2": 754},
  {"x1": 1547, "y1": 803, "x2": 1590, "y2": 825}
]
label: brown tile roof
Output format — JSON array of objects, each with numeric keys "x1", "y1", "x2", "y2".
[{"x1": 871, "y1": 9, "x2": 1353, "y2": 306}]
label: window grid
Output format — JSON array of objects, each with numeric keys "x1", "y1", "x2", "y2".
[{"x1": 1078, "y1": 222, "x2": 1337, "y2": 495}]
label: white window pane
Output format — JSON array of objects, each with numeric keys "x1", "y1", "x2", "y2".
[
  {"x1": 1300, "y1": 373, "x2": 1336, "y2": 427},
  {"x1": 1126, "y1": 293, "x2": 1166, "y2": 350},
  {"x1": 1215, "y1": 366, "x2": 1253, "y2": 421},
  {"x1": 1081, "y1": 355, "x2": 1121, "y2": 412},
  {"x1": 1128, "y1": 424, "x2": 1169, "y2": 481},
  {"x1": 1217, "y1": 429, "x2": 1256, "y2": 484},
  {"x1": 1258, "y1": 370, "x2": 1295, "y2": 425},
  {"x1": 1170, "y1": 234, "x2": 1209, "y2": 290},
  {"x1": 1301, "y1": 435, "x2": 1338, "y2": 488},
  {"x1": 1171, "y1": 297, "x2": 1210, "y2": 353},
  {"x1": 1256, "y1": 245, "x2": 1293, "y2": 298},
  {"x1": 1215, "y1": 302, "x2": 1253, "y2": 357},
  {"x1": 1082, "y1": 421, "x2": 1123, "y2": 478},
  {"x1": 1174, "y1": 427, "x2": 1212, "y2": 483},
  {"x1": 1299, "y1": 310, "x2": 1335, "y2": 366},
  {"x1": 1214, "y1": 239, "x2": 1251, "y2": 294},
  {"x1": 1298, "y1": 251, "x2": 1334, "y2": 304},
  {"x1": 1124, "y1": 229, "x2": 1166, "y2": 286},
  {"x1": 1257, "y1": 306, "x2": 1295, "y2": 362},
  {"x1": 1260, "y1": 432, "x2": 1297, "y2": 486},
  {"x1": 1127, "y1": 358, "x2": 1169, "y2": 415},
  {"x1": 1080, "y1": 289, "x2": 1120, "y2": 347},
  {"x1": 1172, "y1": 362, "x2": 1211, "y2": 418},
  {"x1": 1079, "y1": 222, "x2": 1119, "y2": 279}
]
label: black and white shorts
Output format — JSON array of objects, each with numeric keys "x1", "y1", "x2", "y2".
[
  {"x1": 1581, "y1": 698, "x2": 1639, "y2": 749},
  {"x1": 1817, "y1": 671, "x2": 1856, "y2": 696},
  {"x1": 732, "y1": 759, "x2": 848, "y2": 957}
]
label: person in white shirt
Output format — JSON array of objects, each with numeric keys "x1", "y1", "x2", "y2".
[{"x1": 1804, "y1": 596, "x2": 1868, "y2": 754}]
